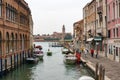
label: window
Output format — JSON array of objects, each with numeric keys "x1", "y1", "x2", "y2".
[
  {"x1": 0, "y1": 0, "x2": 2, "y2": 17},
  {"x1": 113, "y1": 3, "x2": 115, "y2": 19},
  {"x1": 6, "y1": 3, "x2": 17, "y2": 22},
  {"x1": 116, "y1": 47, "x2": 118, "y2": 56},
  {"x1": 108, "y1": 30, "x2": 111, "y2": 38},
  {"x1": 116, "y1": 28, "x2": 118, "y2": 37},
  {"x1": 113, "y1": 28, "x2": 115, "y2": 37},
  {"x1": 6, "y1": 32, "x2": 9, "y2": 54}
]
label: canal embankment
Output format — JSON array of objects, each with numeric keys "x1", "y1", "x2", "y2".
[{"x1": 81, "y1": 52, "x2": 120, "y2": 80}]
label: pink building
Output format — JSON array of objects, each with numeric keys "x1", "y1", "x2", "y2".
[{"x1": 107, "y1": 0, "x2": 120, "y2": 62}]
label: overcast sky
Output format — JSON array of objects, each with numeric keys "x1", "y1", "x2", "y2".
[{"x1": 25, "y1": 0, "x2": 92, "y2": 35}]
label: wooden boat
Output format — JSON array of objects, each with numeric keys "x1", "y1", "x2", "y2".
[
  {"x1": 64, "y1": 53, "x2": 77, "y2": 64},
  {"x1": 26, "y1": 57, "x2": 39, "y2": 64}
]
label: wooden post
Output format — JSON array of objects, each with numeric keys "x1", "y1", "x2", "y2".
[
  {"x1": 10, "y1": 56, "x2": 12, "y2": 70},
  {"x1": 14, "y1": 54, "x2": 16, "y2": 69},
  {"x1": 95, "y1": 63, "x2": 99, "y2": 80},
  {"x1": 102, "y1": 67, "x2": 105, "y2": 80},
  {"x1": 99, "y1": 64, "x2": 102, "y2": 80}
]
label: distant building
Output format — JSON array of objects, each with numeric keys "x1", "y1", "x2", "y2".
[{"x1": 33, "y1": 25, "x2": 72, "y2": 42}]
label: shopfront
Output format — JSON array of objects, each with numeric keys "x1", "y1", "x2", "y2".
[{"x1": 107, "y1": 39, "x2": 120, "y2": 62}]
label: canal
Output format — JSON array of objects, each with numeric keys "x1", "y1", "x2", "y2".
[{"x1": 0, "y1": 42, "x2": 93, "y2": 80}]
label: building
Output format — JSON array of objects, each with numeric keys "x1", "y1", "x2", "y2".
[
  {"x1": 73, "y1": 19, "x2": 84, "y2": 49},
  {"x1": 0, "y1": 0, "x2": 32, "y2": 74},
  {"x1": 107, "y1": 0, "x2": 120, "y2": 62},
  {"x1": 95, "y1": 0, "x2": 107, "y2": 57},
  {"x1": 83, "y1": 0, "x2": 96, "y2": 50},
  {"x1": 29, "y1": 14, "x2": 34, "y2": 48}
]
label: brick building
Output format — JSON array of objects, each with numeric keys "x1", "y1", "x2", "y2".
[{"x1": 0, "y1": 0, "x2": 32, "y2": 74}]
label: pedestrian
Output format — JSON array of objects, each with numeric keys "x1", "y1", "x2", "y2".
[
  {"x1": 96, "y1": 49, "x2": 98, "y2": 58},
  {"x1": 84, "y1": 48, "x2": 87, "y2": 58},
  {"x1": 90, "y1": 48, "x2": 94, "y2": 57},
  {"x1": 75, "y1": 49, "x2": 81, "y2": 64}
]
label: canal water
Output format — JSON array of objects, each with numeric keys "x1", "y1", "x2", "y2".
[{"x1": 0, "y1": 42, "x2": 93, "y2": 80}]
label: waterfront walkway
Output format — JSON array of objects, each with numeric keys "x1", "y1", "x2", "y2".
[{"x1": 81, "y1": 52, "x2": 120, "y2": 80}]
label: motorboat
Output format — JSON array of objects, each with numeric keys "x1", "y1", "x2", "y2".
[
  {"x1": 26, "y1": 57, "x2": 39, "y2": 64},
  {"x1": 62, "y1": 48, "x2": 69, "y2": 54},
  {"x1": 78, "y1": 76, "x2": 94, "y2": 80},
  {"x1": 64, "y1": 53, "x2": 77, "y2": 64},
  {"x1": 33, "y1": 45, "x2": 44, "y2": 59},
  {"x1": 47, "y1": 49, "x2": 52, "y2": 56}
]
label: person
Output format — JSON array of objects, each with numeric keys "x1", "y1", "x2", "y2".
[
  {"x1": 90, "y1": 48, "x2": 94, "y2": 57},
  {"x1": 75, "y1": 49, "x2": 81, "y2": 64},
  {"x1": 96, "y1": 49, "x2": 98, "y2": 58},
  {"x1": 84, "y1": 48, "x2": 87, "y2": 58}
]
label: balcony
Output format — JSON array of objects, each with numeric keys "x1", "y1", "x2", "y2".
[{"x1": 97, "y1": 6, "x2": 103, "y2": 14}]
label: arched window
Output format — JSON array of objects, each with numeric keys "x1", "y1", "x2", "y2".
[
  {"x1": 22, "y1": 34, "x2": 24, "y2": 51},
  {"x1": 6, "y1": 32, "x2": 9, "y2": 54},
  {"x1": 11, "y1": 33, "x2": 14, "y2": 52},
  {"x1": 0, "y1": 32, "x2": 2, "y2": 55},
  {"x1": 20, "y1": 34, "x2": 22, "y2": 50},
  {"x1": 15, "y1": 33, "x2": 17, "y2": 51},
  {"x1": 0, "y1": 0, "x2": 2, "y2": 17},
  {"x1": 25, "y1": 35, "x2": 27, "y2": 49}
]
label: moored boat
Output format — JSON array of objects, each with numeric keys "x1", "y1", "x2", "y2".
[
  {"x1": 26, "y1": 57, "x2": 39, "y2": 64},
  {"x1": 78, "y1": 76, "x2": 94, "y2": 80},
  {"x1": 33, "y1": 45, "x2": 44, "y2": 60},
  {"x1": 64, "y1": 53, "x2": 77, "y2": 64}
]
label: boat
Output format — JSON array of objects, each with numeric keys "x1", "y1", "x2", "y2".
[
  {"x1": 47, "y1": 49, "x2": 52, "y2": 56},
  {"x1": 50, "y1": 42, "x2": 63, "y2": 47},
  {"x1": 64, "y1": 53, "x2": 77, "y2": 64},
  {"x1": 62, "y1": 48, "x2": 69, "y2": 54},
  {"x1": 35, "y1": 45, "x2": 42, "y2": 50},
  {"x1": 26, "y1": 57, "x2": 39, "y2": 64},
  {"x1": 78, "y1": 76, "x2": 94, "y2": 80},
  {"x1": 33, "y1": 45, "x2": 44, "y2": 60}
]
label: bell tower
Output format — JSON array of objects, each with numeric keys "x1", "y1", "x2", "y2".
[{"x1": 62, "y1": 25, "x2": 65, "y2": 41}]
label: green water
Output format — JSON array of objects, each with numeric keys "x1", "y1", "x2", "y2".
[{"x1": 0, "y1": 42, "x2": 93, "y2": 80}]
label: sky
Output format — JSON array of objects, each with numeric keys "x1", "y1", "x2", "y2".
[{"x1": 25, "y1": 0, "x2": 92, "y2": 35}]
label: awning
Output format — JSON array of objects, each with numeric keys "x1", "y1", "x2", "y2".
[
  {"x1": 87, "y1": 38, "x2": 94, "y2": 42},
  {"x1": 94, "y1": 36, "x2": 102, "y2": 41}
]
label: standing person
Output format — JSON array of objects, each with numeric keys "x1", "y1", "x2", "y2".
[
  {"x1": 96, "y1": 48, "x2": 98, "y2": 58},
  {"x1": 90, "y1": 48, "x2": 94, "y2": 57},
  {"x1": 75, "y1": 49, "x2": 81, "y2": 64},
  {"x1": 84, "y1": 48, "x2": 87, "y2": 58}
]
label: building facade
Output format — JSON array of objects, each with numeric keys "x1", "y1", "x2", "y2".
[
  {"x1": 96, "y1": 0, "x2": 107, "y2": 57},
  {"x1": 0, "y1": 0, "x2": 32, "y2": 74},
  {"x1": 73, "y1": 19, "x2": 84, "y2": 50},
  {"x1": 83, "y1": 0, "x2": 96, "y2": 50},
  {"x1": 107, "y1": 0, "x2": 120, "y2": 62}
]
